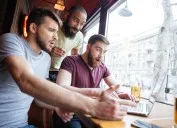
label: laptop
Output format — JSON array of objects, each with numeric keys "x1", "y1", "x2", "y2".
[
  {"x1": 127, "y1": 73, "x2": 167, "y2": 117},
  {"x1": 127, "y1": 95, "x2": 156, "y2": 117}
]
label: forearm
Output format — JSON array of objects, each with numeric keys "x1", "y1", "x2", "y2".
[
  {"x1": 34, "y1": 99, "x2": 56, "y2": 110},
  {"x1": 104, "y1": 76, "x2": 120, "y2": 90},
  {"x1": 20, "y1": 75, "x2": 95, "y2": 114},
  {"x1": 60, "y1": 85, "x2": 104, "y2": 98},
  {"x1": 6, "y1": 56, "x2": 96, "y2": 115}
]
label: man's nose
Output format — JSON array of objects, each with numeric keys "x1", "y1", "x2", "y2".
[
  {"x1": 54, "y1": 32, "x2": 58, "y2": 41},
  {"x1": 99, "y1": 52, "x2": 105, "y2": 58},
  {"x1": 75, "y1": 23, "x2": 83, "y2": 31}
]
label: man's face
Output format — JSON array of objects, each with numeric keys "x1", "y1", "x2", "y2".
[
  {"x1": 64, "y1": 10, "x2": 86, "y2": 38},
  {"x1": 87, "y1": 41, "x2": 108, "y2": 68},
  {"x1": 36, "y1": 16, "x2": 58, "y2": 53}
]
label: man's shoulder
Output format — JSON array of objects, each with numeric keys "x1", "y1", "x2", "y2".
[
  {"x1": 63, "y1": 55, "x2": 82, "y2": 65},
  {"x1": 0, "y1": 33, "x2": 25, "y2": 47},
  {"x1": 75, "y1": 31, "x2": 83, "y2": 39},
  {"x1": 0, "y1": 33, "x2": 20, "y2": 40},
  {"x1": 65, "y1": 55, "x2": 80, "y2": 61},
  {"x1": 76, "y1": 31, "x2": 83, "y2": 36},
  {"x1": 61, "y1": 55, "x2": 80, "y2": 69}
]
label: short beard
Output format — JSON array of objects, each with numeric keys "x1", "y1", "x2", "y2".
[
  {"x1": 36, "y1": 31, "x2": 50, "y2": 53},
  {"x1": 63, "y1": 21, "x2": 77, "y2": 38}
]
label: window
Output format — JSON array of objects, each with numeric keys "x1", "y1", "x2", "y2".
[
  {"x1": 82, "y1": 22, "x2": 99, "y2": 53},
  {"x1": 171, "y1": 0, "x2": 177, "y2": 21},
  {"x1": 105, "y1": 0, "x2": 177, "y2": 102}
]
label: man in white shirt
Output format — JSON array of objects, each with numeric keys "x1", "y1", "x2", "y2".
[{"x1": 50, "y1": 6, "x2": 87, "y2": 82}]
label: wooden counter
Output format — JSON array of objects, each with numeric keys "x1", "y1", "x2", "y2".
[{"x1": 78, "y1": 102, "x2": 174, "y2": 128}]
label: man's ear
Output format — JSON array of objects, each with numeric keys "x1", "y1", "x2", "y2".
[
  {"x1": 29, "y1": 23, "x2": 37, "y2": 33},
  {"x1": 86, "y1": 44, "x2": 90, "y2": 51}
]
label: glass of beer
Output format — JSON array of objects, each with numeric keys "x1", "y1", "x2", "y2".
[
  {"x1": 174, "y1": 94, "x2": 177, "y2": 127},
  {"x1": 131, "y1": 85, "x2": 141, "y2": 102}
]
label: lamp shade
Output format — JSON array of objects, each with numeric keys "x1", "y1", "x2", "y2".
[
  {"x1": 118, "y1": 1, "x2": 132, "y2": 17},
  {"x1": 54, "y1": 0, "x2": 65, "y2": 11}
]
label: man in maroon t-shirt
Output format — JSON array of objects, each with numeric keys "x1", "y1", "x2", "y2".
[{"x1": 53, "y1": 34, "x2": 136, "y2": 128}]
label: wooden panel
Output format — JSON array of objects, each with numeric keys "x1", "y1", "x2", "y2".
[{"x1": 28, "y1": 101, "x2": 54, "y2": 128}]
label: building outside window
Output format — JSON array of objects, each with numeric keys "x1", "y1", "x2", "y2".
[{"x1": 105, "y1": 0, "x2": 177, "y2": 105}]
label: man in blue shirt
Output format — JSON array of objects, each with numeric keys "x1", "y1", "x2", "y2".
[{"x1": 0, "y1": 8, "x2": 136, "y2": 128}]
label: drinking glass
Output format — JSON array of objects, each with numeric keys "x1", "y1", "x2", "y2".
[{"x1": 131, "y1": 85, "x2": 141, "y2": 102}]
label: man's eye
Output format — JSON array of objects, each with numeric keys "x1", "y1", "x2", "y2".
[
  {"x1": 48, "y1": 28, "x2": 55, "y2": 32},
  {"x1": 96, "y1": 49, "x2": 101, "y2": 52},
  {"x1": 80, "y1": 23, "x2": 85, "y2": 26},
  {"x1": 73, "y1": 18, "x2": 78, "y2": 22}
]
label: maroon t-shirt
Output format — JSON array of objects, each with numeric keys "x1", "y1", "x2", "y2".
[{"x1": 60, "y1": 55, "x2": 110, "y2": 88}]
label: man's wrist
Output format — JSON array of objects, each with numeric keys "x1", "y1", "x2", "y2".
[
  {"x1": 85, "y1": 98, "x2": 98, "y2": 117},
  {"x1": 115, "y1": 90, "x2": 122, "y2": 94},
  {"x1": 90, "y1": 88, "x2": 104, "y2": 98}
]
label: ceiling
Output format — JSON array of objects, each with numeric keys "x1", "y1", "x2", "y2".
[{"x1": 31, "y1": 0, "x2": 112, "y2": 19}]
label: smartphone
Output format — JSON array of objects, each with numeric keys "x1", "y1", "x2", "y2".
[{"x1": 131, "y1": 120, "x2": 162, "y2": 128}]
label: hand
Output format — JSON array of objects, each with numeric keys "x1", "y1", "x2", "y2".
[
  {"x1": 118, "y1": 93, "x2": 137, "y2": 102},
  {"x1": 92, "y1": 85, "x2": 137, "y2": 121},
  {"x1": 51, "y1": 47, "x2": 65, "y2": 57},
  {"x1": 55, "y1": 107, "x2": 74, "y2": 122},
  {"x1": 108, "y1": 84, "x2": 137, "y2": 102}
]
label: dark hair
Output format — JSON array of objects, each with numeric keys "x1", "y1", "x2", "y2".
[
  {"x1": 26, "y1": 8, "x2": 59, "y2": 32},
  {"x1": 69, "y1": 5, "x2": 87, "y2": 17},
  {"x1": 88, "y1": 34, "x2": 110, "y2": 45}
]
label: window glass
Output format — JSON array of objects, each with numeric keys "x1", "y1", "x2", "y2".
[
  {"x1": 171, "y1": 0, "x2": 177, "y2": 21},
  {"x1": 82, "y1": 22, "x2": 99, "y2": 53},
  {"x1": 105, "y1": 0, "x2": 170, "y2": 100}
]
